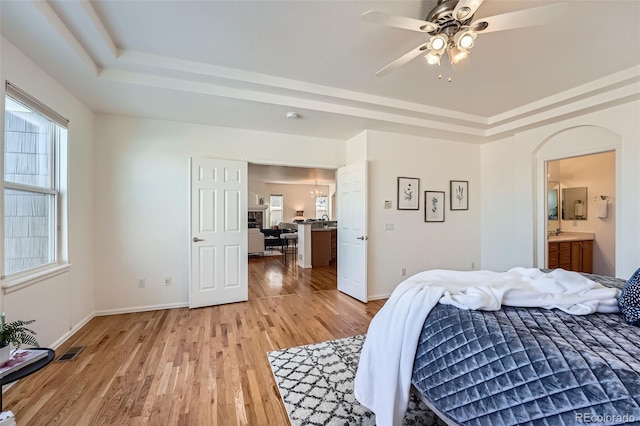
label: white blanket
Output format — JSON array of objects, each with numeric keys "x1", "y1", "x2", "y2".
[{"x1": 353, "y1": 267, "x2": 620, "y2": 426}]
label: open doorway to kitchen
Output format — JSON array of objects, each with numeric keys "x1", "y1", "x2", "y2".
[{"x1": 246, "y1": 163, "x2": 338, "y2": 300}]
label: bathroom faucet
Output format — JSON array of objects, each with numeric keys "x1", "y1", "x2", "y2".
[{"x1": 321, "y1": 214, "x2": 329, "y2": 221}]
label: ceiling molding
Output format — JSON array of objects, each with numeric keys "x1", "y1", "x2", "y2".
[
  {"x1": 32, "y1": 0, "x2": 99, "y2": 75},
  {"x1": 488, "y1": 66, "x2": 640, "y2": 125},
  {"x1": 487, "y1": 78, "x2": 640, "y2": 137},
  {"x1": 117, "y1": 50, "x2": 487, "y2": 125},
  {"x1": 99, "y1": 69, "x2": 486, "y2": 137},
  {"x1": 18, "y1": 0, "x2": 640, "y2": 142},
  {"x1": 77, "y1": 0, "x2": 119, "y2": 62}
]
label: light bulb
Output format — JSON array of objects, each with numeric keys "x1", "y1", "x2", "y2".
[
  {"x1": 425, "y1": 52, "x2": 441, "y2": 65},
  {"x1": 427, "y1": 34, "x2": 448, "y2": 55},
  {"x1": 431, "y1": 37, "x2": 445, "y2": 51},
  {"x1": 459, "y1": 34, "x2": 474, "y2": 49},
  {"x1": 448, "y1": 44, "x2": 469, "y2": 64},
  {"x1": 453, "y1": 30, "x2": 477, "y2": 51}
]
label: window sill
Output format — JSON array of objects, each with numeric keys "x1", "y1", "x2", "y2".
[{"x1": 2, "y1": 263, "x2": 72, "y2": 294}]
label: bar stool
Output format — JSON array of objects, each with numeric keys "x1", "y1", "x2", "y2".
[{"x1": 282, "y1": 232, "x2": 298, "y2": 266}]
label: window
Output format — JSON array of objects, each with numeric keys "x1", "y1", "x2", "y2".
[
  {"x1": 315, "y1": 196, "x2": 328, "y2": 219},
  {"x1": 3, "y1": 82, "x2": 68, "y2": 278},
  {"x1": 269, "y1": 195, "x2": 283, "y2": 227}
]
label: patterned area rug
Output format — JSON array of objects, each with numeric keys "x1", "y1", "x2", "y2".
[{"x1": 267, "y1": 335, "x2": 447, "y2": 426}]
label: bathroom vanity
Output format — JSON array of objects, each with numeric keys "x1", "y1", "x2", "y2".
[{"x1": 547, "y1": 232, "x2": 594, "y2": 273}]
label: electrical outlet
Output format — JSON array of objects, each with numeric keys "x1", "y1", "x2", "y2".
[
  {"x1": 384, "y1": 223, "x2": 394, "y2": 231},
  {"x1": 138, "y1": 278, "x2": 145, "y2": 288},
  {"x1": 164, "y1": 276, "x2": 172, "y2": 286},
  {"x1": 384, "y1": 200, "x2": 392, "y2": 209},
  {"x1": 401, "y1": 267, "x2": 407, "y2": 276}
]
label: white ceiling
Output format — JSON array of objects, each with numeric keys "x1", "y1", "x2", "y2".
[{"x1": 1, "y1": 0, "x2": 639, "y2": 142}]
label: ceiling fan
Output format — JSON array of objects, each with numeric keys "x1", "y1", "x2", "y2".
[{"x1": 363, "y1": 0, "x2": 568, "y2": 76}]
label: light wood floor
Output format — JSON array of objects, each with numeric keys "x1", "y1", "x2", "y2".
[{"x1": 4, "y1": 257, "x2": 384, "y2": 425}]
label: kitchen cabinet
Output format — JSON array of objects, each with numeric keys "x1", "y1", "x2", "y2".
[
  {"x1": 312, "y1": 229, "x2": 336, "y2": 267},
  {"x1": 330, "y1": 229, "x2": 337, "y2": 263}
]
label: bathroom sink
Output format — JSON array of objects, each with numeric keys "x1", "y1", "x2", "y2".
[{"x1": 548, "y1": 232, "x2": 594, "y2": 242}]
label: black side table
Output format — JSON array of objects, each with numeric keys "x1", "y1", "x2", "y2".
[{"x1": 0, "y1": 348, "x2": 55, "y2": 411}]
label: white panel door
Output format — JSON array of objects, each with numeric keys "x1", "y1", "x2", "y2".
[
  {"x1": 189, "y1": 158, "x2": 248, "y2": 308},
  {"x1": 337, "y1": 161, "x2": 368, "y2": 302}
]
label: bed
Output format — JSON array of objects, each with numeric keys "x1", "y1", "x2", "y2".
[
  {"x1": 410, "y1": 272, "x2": 640, "y2": 425},
  {"x1": 355, "y1": 268, "x2": 640, "y2": 426}
]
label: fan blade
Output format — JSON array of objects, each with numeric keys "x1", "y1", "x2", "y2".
[
  {"x1": 453, "y1": 0, "x2": 485, "y2": 21},
  {"x1": 362, "y1": 10, "x2": 438, "y2": 33},
  {"x1": 470, "y1": 2, "x2": 568, "y2": 34},
  {"x1": 375, "y1": 43, "x2": 429, "y2": 77}
]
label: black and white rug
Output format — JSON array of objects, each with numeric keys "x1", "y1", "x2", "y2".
[{"x1": 267, "y1": 335, "x2": 447, "y2": 426}]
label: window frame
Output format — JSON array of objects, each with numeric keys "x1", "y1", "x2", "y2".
[
  {"x1": 269, "y1": 194, "x2": 283, "y2": 227},
  {"x1": 1, "y1": 82, "x2": 69, "y2": 289},
  {"x1": 315, "y1": 195, "x2": 328, "y2": 220}
]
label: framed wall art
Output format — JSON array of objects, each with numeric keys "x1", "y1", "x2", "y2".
[
  {"x1": 397, "y1": 177, "x2": 419, "y2": 210},
  {"x1": 450, "y1": 180, "x2": 469, "y2": 210},
  {"x1": 425, "y1": 191, "x2": 445, "y2": 222}
]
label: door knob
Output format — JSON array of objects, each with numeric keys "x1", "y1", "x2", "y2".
[
  {"x1": 356, "y1": 236, "x2": 369, "y2": 241},
  {"x1": 193, "y1": 237, "x2": 205, "y2": 242}
]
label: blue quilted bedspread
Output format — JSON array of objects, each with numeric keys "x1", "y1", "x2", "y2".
[{"x1": 412, "y1": 273, "x2": 640, "y2": 425}]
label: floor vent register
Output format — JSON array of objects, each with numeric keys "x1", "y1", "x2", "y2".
[{"x1": 56, "y1": 346, "x2": 86, "y2": 362}]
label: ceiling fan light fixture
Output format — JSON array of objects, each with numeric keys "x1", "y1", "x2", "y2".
[
  {"x1": 447, "y1": 43, "x2": 469, "y2": 65},
  {"x1": 455, "y1": 30, "x2": 477, "y2": 49},
  {"x1": 427, "y1": 34, "x2": 448, "y2": 54},
  {"x1": 425, "y1": 52, "x2": 441, "y2": 65}
]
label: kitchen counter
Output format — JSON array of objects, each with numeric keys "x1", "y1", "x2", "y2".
[{"x1": 548, "y1": 232, "x2": 594, "y2": 242}]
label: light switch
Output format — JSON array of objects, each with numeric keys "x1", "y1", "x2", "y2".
[
  {"x1": 384, "y1": 223, "x2": 394, "y2": 231},
  {"x1": 384, "y1": 200, "x2": 392, "y2": 209}
]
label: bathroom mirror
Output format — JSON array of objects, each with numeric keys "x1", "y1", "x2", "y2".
[
  {"x1": 562, "y1": 187, "x2": 587, "y2": 220},
  {"x1": 547, "y1": 181, "x2": 560, "y2": 232},
  {"x1": 547, "y1": 182, "x2": 559, "y2": 220}
]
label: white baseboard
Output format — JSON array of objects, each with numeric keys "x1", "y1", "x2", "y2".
[
  {"x1": 95, "y1": 302, "x2": 189, "y2": 316},
  {"x1": 0, "y1": 312, "x2": 99, "y2": 394},
  {"x1": 1, "y1": 303, "x2": 189, "y2": 395},
  {"x1": 50, "y1": 303, "x2": 188, "y2": 349},
  {"x1": 368, "y1": 293, "x2": 390, "y2": 301},
  {"x1": 50, "y1": 311, "x2": 96, "y2": 350}
]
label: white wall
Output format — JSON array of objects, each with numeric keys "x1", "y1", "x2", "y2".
[
  {"x1": 360, "y1": 130, "x2": 482, "y2": 299},
  {"x1": 481, "y1": 101, "x2": 640, "y2": 279},
  {"x1": 1, "y1": 37, "x2": 95, "y2": 346},
  {"x1": 93, "y1": 115, "x2": 345, "y2": 312}
]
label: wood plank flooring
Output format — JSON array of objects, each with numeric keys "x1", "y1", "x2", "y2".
[{"x1": 3, "y1": 257, "x2": 384, "y2": 425}]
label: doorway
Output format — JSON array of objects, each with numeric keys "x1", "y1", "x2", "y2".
[
  {"x1": 545, "y1": 151, "x2": 615, "y2": 276},
  {"x1": 247, "y1": 163, "x2": 338, "y2": 300}
]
